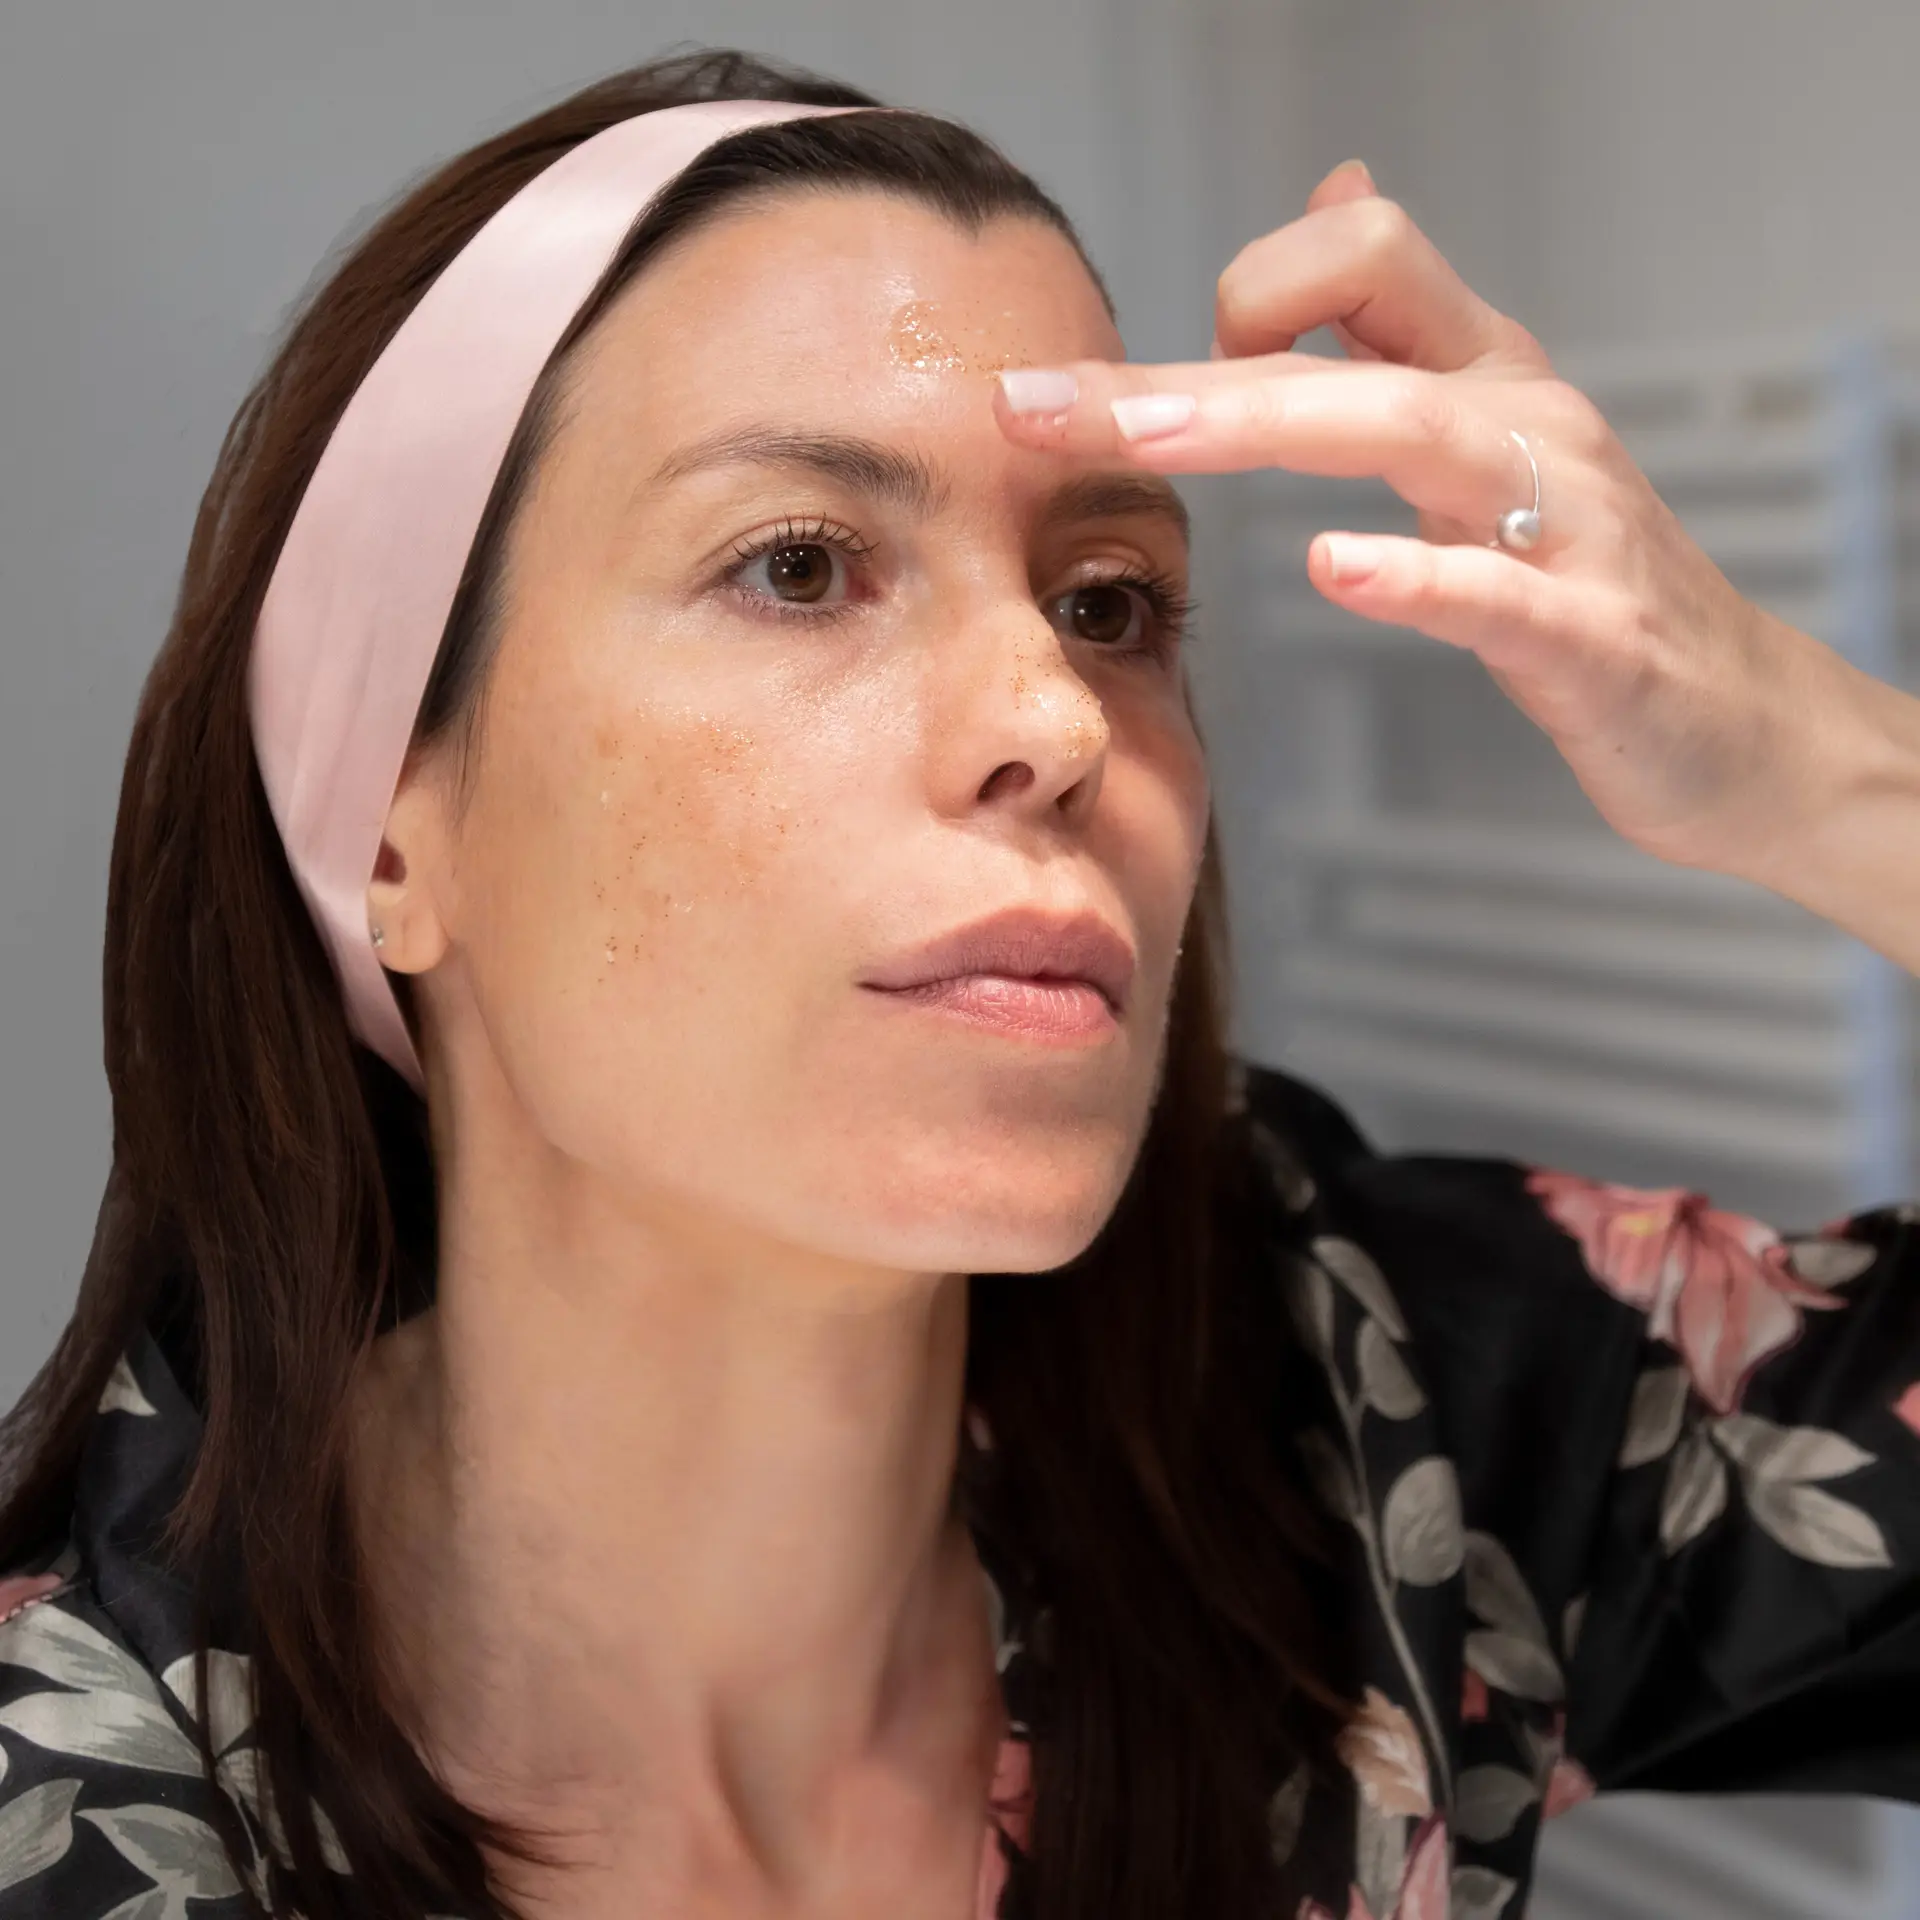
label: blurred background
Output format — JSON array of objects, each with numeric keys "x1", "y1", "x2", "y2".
[{"x1": 4, "y1": 2, "x2": 1918, "y2": 1912}]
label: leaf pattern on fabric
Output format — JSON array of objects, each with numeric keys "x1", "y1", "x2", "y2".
[
  {"x1": 1463, "y1": 1631, "x2": 1563, "y2": 1705},
  {"x1": 1741, "y1": 1479, "x2": 1893, "y2": 1569},
  {"x1": 0, "y1": 1778, "x2": 81, "y2": 1896},
  {"x1": 1617, "y1": 1366, "x2": 1690, "y2": 1468},
  {"x1": 0, "y1": 1601, "x2": 222, "y2": 1860},
  {"x1": 1658, "y1": 1424, "x2": 1730, "y2": 1553},
  {"x1": 1381, "y1": 1461, "x2": 1465, "y2": 1588},
  {"x1": 1312, "y1": 1236, "x2": 1410, "y2": 1341},
  {"x1": 158, "y1": 1652, "x2": 253, "y2": 1758},
  {"x1": 1449, "y1": 1862, "x2": 1519, "y2": 1920},
  {"x1": 1453, "y1": 1765, "x2": 1538, "y2": 1844},
  {"x1": 1268, "y1": 1763, "x2": 1311, "y2": 1868},
  {"x1": 1298, "y1": 1814, "x2": 1452, "y2": 1920},
  {"x1": 76, "y1": 1805, "x2": 243, "y2": 1914},
  {"x1": 1357, "y1": 1321, "x2": 1427, "y2": 1420},
  {"x1": 1619, "y1": 1386, "x2": 1895, "y2": 1571},
  {"x1": 1462, "y1": 1534, "x2": 1550, "y2": 1650},
  {"x1": 0, "y1": 1604, "x2": 153, "y2": 1703}
]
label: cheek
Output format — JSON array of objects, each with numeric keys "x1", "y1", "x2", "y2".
[
  {"x1": 454, "y1": 673, "x2": 842, "y2": 1078},
  {"x1": 579, "y1": 712, "x2": 788, "y2": 971},
  {"x1": 1103, "y1": 689, "x2": 1212, "y2": 914}
]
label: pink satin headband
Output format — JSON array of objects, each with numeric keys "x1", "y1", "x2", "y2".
[{"x1": 248, "y1": 98, "x2": 855, "y2": 1093}]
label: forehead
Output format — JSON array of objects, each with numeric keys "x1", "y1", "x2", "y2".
[{"x1": 564, "y1": 188, "x2": 1124, "y2": 439}]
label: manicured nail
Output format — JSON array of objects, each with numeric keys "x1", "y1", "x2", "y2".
[
  {"x1": 1316, "y1": 533, "x2": 1385, "y2": 585},
  {"x1": 998, "y1": 368, "x2": 1079, "y2": 414},
  {"x1": 1111, "y1": 393, "x2": 1197, "y2": 442}
]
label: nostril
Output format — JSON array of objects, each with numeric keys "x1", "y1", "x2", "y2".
[{"x1": 978, "y1": 761, "x2": 1035, "y2": 805}]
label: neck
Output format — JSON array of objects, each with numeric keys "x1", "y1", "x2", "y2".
[{"x1": 345, "y1": 1097, "x2": 1006, "y2": 1903}]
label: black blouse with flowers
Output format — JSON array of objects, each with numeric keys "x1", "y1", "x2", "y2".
[{"x1": 3, "y1": 1060, "x2": 1920, "y2": 1919}]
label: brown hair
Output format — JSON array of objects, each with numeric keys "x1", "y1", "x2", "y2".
[{"x1": 0, "y1": 47, "x2": 1340, "y2": 1920}]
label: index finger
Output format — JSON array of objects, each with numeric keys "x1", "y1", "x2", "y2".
[
  {"x1": 1215, "y1": 186, "x2": 1547, "y2": 375},
  {"x1": 992, "y1": 351, "x2": 1344, "y2": 461}
]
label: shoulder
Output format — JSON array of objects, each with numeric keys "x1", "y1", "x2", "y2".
[
  {"x1": 0, "y1": 1557, "x2": 260, "y2": 1917},
  {"x1": 1231, "y1": 1062, "x2": 1652, "y2": 1536},
  {"x1": 1234, "y1": 1058, "x2": 1624, "y2": 1346}
]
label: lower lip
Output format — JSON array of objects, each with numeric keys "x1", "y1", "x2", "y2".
[{"x1": 863, "y1": 974, "x2": 1119, "y2": 1042}]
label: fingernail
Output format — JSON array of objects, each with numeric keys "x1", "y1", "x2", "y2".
[
  {"x1": 1111, "y1": 393, "x2": 1197, "y2": 442},
  {"x1": 1336, "y1": 157, "x2": 1377, "y2": 191},
  {"x1": 1317, "y1": 533, "x2": 1384, "y2": 585},
  {"x1": 998, "y1": 368, "x2": 1079, "y2": 413},
  {"x1": 1208, "y1": 334, "x2": 1226, "y2": 361}
]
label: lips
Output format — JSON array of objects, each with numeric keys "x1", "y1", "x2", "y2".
[{"x1": 859, "y1": 907, "x2": 1136, "y2": 1017}]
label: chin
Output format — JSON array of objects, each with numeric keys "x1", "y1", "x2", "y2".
[{"x1": 831, "y1": 1121, "x2": 1144, "y2": 1276}]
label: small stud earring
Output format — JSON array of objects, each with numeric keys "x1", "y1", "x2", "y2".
[{"x1": 370, "y1": 924, "x2": 386, "y2": 949}]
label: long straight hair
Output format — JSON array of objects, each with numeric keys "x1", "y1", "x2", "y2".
[{"x1": 0, "y1": 48, "x2": 1342, "y2": 1920}]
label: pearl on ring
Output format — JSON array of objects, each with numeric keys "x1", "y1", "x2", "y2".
[
  {"x1": 1496, "y1": 506, "x2": 1542, "y2": 551},
  {"x1": 1492, "y1": 430, "x2": 1544, "y2": 552}
]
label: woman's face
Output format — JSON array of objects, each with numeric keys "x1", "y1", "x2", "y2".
[{"x1": 395, "y1": 187, "x2": 1209, "y2": 1275}]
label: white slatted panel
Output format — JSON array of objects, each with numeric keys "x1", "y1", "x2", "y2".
[{"x1": 1231, "y1": 333, "x2": 1920, "y2": 1919}]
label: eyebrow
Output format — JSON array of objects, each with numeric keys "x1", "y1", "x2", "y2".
[{"x1": 647, "y1": 426, "x2": 1191, "y2": 549}]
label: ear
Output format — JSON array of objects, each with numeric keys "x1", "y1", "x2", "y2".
[{"x1": 366, "y1": 755, "x2": 454, "y2": 979}]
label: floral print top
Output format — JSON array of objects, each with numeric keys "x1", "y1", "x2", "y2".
[{"x1": 4, "y1": 1060, "x2": 1920, "y2": 1918}]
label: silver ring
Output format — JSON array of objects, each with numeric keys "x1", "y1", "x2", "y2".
[{"x1": 1492, "y1": 429, "x2": 1542, "y2": 552}]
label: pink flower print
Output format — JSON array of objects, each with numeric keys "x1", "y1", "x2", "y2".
[
  {"x1": 974, "y1": 1734, "x2": 1032, "y2": 1920},
  {"x1": 1335, "y1": 1687, "x2": 1432, "y2": 1818},
  {"x1": 1894, "y1": 1382, "x2": 1920, "y2": 1440},
  {"x1": 1543, "y1": 1756, "x2": 1598, "y2": 1819},
  {"x1": 1526, "y1": 1170, "x2": 1850, "y2": 1414},
  {"x1": 1460, "y1": 1668, "x2": 1490, "y2": 1725},
  {"x1": 1296, "y1": 1816, "x2": 1451, "y2": 1920},
  {"x1": 0, "y1": 1571, "x2": 64, "y2": 1625}
]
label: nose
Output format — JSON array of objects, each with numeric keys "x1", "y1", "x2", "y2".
[{"x1": 924, "y1": 594, "x2": 1112, "y2": 829}]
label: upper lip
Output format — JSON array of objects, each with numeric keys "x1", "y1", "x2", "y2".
[{"x1": 860, "y1": 907, "x2": 1137, "y2": 1016}]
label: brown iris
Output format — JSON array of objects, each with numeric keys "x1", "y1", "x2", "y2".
[
  {"x1": 764, "y1": 543, "x2": 835, "y2": 603},
  {"x1": 1062, "y1": 583, "x2": 1136, "y2": 646}
]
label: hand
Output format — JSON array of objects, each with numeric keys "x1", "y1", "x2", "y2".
[{"x1": 994, "y1": 162, "x2": 1920, "y2": 964}]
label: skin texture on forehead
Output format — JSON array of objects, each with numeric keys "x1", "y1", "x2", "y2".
[{"x1": 380, "y1": 184, "x2": 1207, "y2": 1282}]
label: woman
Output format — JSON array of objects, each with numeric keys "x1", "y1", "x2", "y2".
[{"x1": 0, "y1": 43, "x2": 1915, "y2": 1920}]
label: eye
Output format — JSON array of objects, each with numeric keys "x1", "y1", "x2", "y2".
[
  {"x1": 1052, "y1": 581, "x2": 1146, "y2": 648},
  {"x1": 722, "y1": 517, "x2": 877, "y2": 624},
  {"x1": 1044, "y1": 570, "x2": 1194, "y2": 656},
  {"x1": 738, "y1": 540, "x2": 847, "y2": 607}
]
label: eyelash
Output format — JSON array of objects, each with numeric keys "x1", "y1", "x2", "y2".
[{"x1": 720, "y1": 517, "x2": 1197, "y2": 659}]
